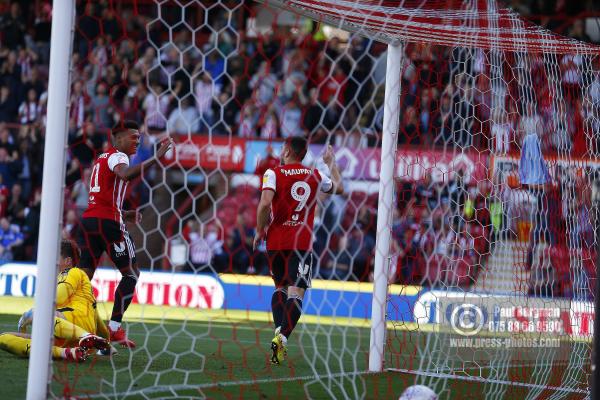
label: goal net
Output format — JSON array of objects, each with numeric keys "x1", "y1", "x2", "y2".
[{"x1": 42, "y1": 0, "x2": 598, "y2": 398}]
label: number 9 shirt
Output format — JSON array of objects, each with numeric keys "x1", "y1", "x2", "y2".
[{"x1": 261, "y1": 163, "x2": 333, "y2": 251}]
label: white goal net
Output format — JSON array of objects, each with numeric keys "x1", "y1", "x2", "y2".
[{"x1": 30, "y1": 0, "x2": 600, "y2": 398}]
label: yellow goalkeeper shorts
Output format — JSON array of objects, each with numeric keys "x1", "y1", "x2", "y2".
[{"x1": 57, "y1": 306, "x2": 97, "y2": 336}]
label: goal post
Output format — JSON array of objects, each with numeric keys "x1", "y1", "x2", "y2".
[
  {"x1": 26, "y1": 1, "x2": 77, "y2": 399},
  {"x1": 369, "y1": 42, "x2": 402, "y2": 373}
]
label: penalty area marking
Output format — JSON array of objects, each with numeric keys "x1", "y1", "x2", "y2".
[
  {"x1": 388, "y1": 368, "x2": 589, "y2": 395},
  {"x1": 88, "y1": 371, "x2": 375, "y2": 398}
]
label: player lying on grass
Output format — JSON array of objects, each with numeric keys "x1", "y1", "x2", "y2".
[
  {"x1": 0, "y1": 240, "x2": 109, "y2": 362},
  {"x1": 254, "y1": 137, "x2": 343, "y2": 364}
]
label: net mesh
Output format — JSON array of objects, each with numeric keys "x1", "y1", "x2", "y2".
[{"x1": 48, "y1": 0, "x2": 599, "y2": 398}]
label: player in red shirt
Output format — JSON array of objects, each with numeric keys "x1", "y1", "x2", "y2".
[
  {"x1": 77, "y1": 120, "x2": 172, "y2": 347},
  {"x1": 254, "y1": 137, "x2": 343, "y2": 364}
]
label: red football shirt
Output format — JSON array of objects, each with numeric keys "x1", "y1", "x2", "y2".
[
  {"x1": 82, "y1": 148, "x2": 130, "y2": 223},
  {"x1": 261, "y1": 163, "x2": 333, "y2": 251}
]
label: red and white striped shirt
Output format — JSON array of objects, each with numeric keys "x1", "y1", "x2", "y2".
[{"x1": 82, "y1": 148, "x2": 130, "y2": 223}]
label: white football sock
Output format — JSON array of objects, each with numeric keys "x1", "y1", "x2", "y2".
[{"x1": 108, "y1": 320, "x2": 121, "y2": 331}]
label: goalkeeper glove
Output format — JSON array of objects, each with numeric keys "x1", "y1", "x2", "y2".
[{"x1": 18, "y1": 308, "x2": 34, "y2": 333}]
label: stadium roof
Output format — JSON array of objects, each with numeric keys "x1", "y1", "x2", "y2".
[{"x1": 264, "y1": 0, "x2": 600, "y2": 54}]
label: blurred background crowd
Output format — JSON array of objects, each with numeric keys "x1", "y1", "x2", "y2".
[{"x1": 0, "y1": 0, "x2": 598, "y2": 298}]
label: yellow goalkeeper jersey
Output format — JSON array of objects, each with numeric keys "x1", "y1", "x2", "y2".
[{"x1": 56, "y1": 267, "x2": 96, "y2": 320}]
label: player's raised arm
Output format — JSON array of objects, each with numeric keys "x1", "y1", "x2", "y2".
[
  {"x1": 109, "y1": 122, "x2": 173, "y2": 181},
  {"x1": 112, "y1": 137, "x2": 173, "y2": 182},
  {"x1": 322, "y1": 145, "x2": 344, "y2": 195}
]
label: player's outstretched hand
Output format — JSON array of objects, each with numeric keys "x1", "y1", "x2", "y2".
[
  {"x1": 253, "y1": 232, "x2": 264, "y2": 252},
  {"x1": 18, "y1": 308, "x2": 33, "y2": 333},
  {"x1": 156, "y1": 137, "x2": 174, "y2": 159},
  {"x1": 323, "y1": 145, "x2": 335, "y2": 166}
]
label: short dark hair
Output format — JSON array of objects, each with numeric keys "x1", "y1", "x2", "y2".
[
  {"x1": 285, "y1": 136, "x2": 308, "y2": 161},
  {"x1": 112, "y1": 120, "x2": 139, "y2": 136},
  {"x1": 60, "y1": 239, "x2": 80, "y2": 266}
]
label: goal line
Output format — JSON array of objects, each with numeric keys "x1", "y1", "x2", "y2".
[{"x1": 387, "y1": 368, "x2": 589, "y2": 395}]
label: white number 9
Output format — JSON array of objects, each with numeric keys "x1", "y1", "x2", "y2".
[{"x1": 291, "y1": 181, "x2": 311, "y2": 212}]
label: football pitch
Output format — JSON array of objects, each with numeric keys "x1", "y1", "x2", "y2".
[{"x1": 0, "y1": 296, "x2": 590, "y2": 399}]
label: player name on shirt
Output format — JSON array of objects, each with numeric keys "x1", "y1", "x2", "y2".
[{"x1": 280, "y1": 168, "x2": 312, "y2": 176}]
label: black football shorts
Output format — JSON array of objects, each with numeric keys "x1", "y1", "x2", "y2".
[
  {"x1": 77, "y1": 217, "x2": 137, "y2": 274},
  {"x1": 268, "y1": 250, "x2": 313, "y2": 289}
]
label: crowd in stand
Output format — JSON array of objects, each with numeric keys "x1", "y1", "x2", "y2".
[
  {"x1": 187, "y1": 169, "x2": 489, "y2": 287},
  {"x1": 0, "y1": 1, "x2": 596, "y2": 298}
]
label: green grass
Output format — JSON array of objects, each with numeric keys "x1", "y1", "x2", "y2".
[{"x1": 0, "y1": 296, "x2": 591, "y2": 399}]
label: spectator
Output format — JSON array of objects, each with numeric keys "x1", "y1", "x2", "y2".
[
  {"x1": 254, "y1": 145, "x2": 280, "y2": 179},
  {"x1": 17, "y1": 48, "x2": 38, "y2": 83},
  {"x1": 0, "y1": 85, "x2": 17, "y2": 123},
  {"x1": 76, "y1": 3, "x2": 100, "y2": 57},
  {"x1": 1, "y1": 2, "x2": 25, "y2": 50},
  {"x1": 31, "y1": 2, "x2": 52, "y2": 63},
  {"x1": 415, "y1": 173, "x2": 434, "y2": 208},
  {"x1": 193, "y1": 72, "x2": 217, "y2": 132},
  {"x1": 319, "y1": 65, "x2": 347, "y2": 106},
  {"x1": 0, "y1": 125, "x2": 15, "y2": 154},
  {"x1": 228, "y1": 215, "x2": 252, "y2": 273},
  {"x1": 101, "y1": 8, "x2": 122, "y2": 42},
  {"x1": 303, "y1": 88, "x2": 323, "y2": 135},
  {"x1": 249, "y1": 61, "x2": 278, "y2": 107},
  {"x1": 62, "y1": 209, "x2": 78, "y2": 240},
  {"x1": 134, "y1": 47, "x2": 158, "y2": 76},
  {"x1": 204, "y1": 51, "x2": 225, "y2": 89},
  {"x1": 394, "y1": 227, "x2": 418, "y2": 284},
  {"x1": 237, "y1": 103, "x2": 257, "y2": 138},
  {"x1": 279, "y1": 97, "x2": 303, "y2": 137},
  {"x1": 90, "y1": 81, "x2": 113, "y2": 128},
  {"x1": 69, "y1": 80, "x2": 88, "y2": 129},
  {"x1": 121, "y1": 96, "x2": 143, "y2": 124},
  {"x1": 2, "y1": 50, "x2": 22, "y2": 96},
  {"x1": 22, "y1": 189, "x2": 40, "y2": 259},
  {"x1": 0, "y1": 147, "x2": 21, "y2": 188},
  {"x1": 17, "y1": 126, "x2": 40, "y2": 190},
  {"x1": 186, "y1": 222, "x2": 224, "y2": 272},
  {"x1": 71, "y1": 168, "x2": 91, "y2": 216},
  {"x1": 281, "y1": 61, "x2": 308, "y2": 101},
  {"x1": 0, "y1": 174, "x2": 9, "y2": 218},
  {"x1": 18, "y1": 88, "x2": 40, "y2": 125},
  {"x1": 144, "y1": 80, "x2": 179, "y2": 132},
  {"x1": 400, "y1": 106, "x2": 420, "y2": 145},
  {"x1": 491, "y1": 108, "x2": 511, "y2": 155},
  {"x1": 448, "y1": 170, "x2": 468, "y2": 217},
  {"x1": 0, "y1": 216, "x2": 23, "y2": 261},
  {"x1": 259, "y1": 106, "x2": 279, "y2": 139},
  {"x1": 321, "y1": 233, "x2": 353, "y2": 281},
  {"x1": 211, "y1": 91, "x2": 236, "y2": 135},
  {"x1": 22, "y1": 67, "x2": 46, "y2": 100},
  {"x1": 7, "y1": 182, "x2": 25, "y2": 225},
  {"x1": 167, "y1": 96, "x2": 199, "y2": 135}
]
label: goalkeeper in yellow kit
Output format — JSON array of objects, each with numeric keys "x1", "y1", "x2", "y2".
[{"x1": 0, "y1": 240, "x2": 109, "y2": 362}]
